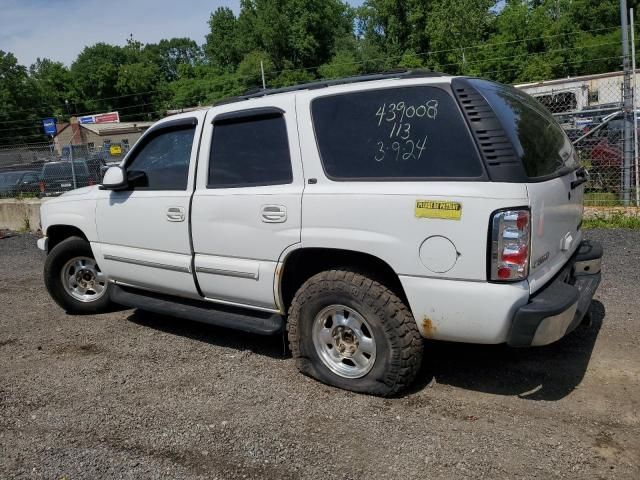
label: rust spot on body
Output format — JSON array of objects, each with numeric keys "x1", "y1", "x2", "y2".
[{"x1": 422, "y1": 316, "x2": 437, "y2": 338}]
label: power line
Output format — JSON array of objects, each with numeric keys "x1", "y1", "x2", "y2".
[
  {"x1": 1, "y1": 24, "x2": 630, "y2": 120},
  {"x1": 479, "y1": 54, "x2": 623, "y2": 78},
  {"x1": 2, "y1": 36, "x2": 633, "y2": 128},
  {"x1": 0, "y1": 53, "x2": 629, "y2": 140}
]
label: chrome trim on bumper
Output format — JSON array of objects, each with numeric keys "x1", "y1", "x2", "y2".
[
  {"x1": 531, "y1": 302, "x2": 578, "y2": 346},
  {"x1": 574, "y1": 257, "x2": 601, "y2": 275}
]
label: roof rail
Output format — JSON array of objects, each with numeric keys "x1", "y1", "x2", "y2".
[{"x1": 214, "y1": 69, "x2": 443, "y2": 106}]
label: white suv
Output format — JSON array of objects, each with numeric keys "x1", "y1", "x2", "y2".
[{"x1": 38, "y1": 71, "x2": 602, "y2": 396}]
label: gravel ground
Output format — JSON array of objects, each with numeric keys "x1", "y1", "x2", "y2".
[{"x1": 0, "y1": 229, "x2": 639, "y2": 479}]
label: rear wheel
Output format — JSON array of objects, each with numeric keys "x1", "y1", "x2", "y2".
[
  {"x1": 44, "y1": 236, "x2": 111, "y2": 314},
  {"x1": 287, "y1": 269, "x2": 423, "y2": 396}
]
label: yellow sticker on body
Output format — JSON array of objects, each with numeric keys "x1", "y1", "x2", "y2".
[{"x1": 415, "y1": 200, "x2": 462, "y2": 220}]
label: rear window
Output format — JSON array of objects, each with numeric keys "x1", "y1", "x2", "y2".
[
  {"x1": 311, "y1": 86, "x2": 483, "y2": 180},
  {"x1": 468, "y1": 79, "x2": 577, "y2": 179}
]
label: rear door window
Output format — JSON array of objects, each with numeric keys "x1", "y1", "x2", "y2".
[
  {"x1": 311, "y1": 86, "x2": 483, "y2": 180},
  {"x1": 468, "y1": 79, "x2": 577, "y2": 179},
  {"x1": 208, "y1": 113, "x2": 293, "y2": 188}
]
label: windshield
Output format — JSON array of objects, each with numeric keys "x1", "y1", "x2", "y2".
[{"x1": 469, "y1": 79, "x2": 577, "y2": 178}]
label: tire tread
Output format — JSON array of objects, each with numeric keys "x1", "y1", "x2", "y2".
[{"x1": 287, "y1": 269, "x2": 423, "y2": 396}]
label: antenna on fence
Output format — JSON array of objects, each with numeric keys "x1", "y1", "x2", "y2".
[{"x1": 260, "y1": 61, "x2": 267, "y2": 90}]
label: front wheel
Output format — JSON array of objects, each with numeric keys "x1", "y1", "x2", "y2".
[
  {"x1": 44, "y1": 236, "x2": 111, "y2": 314},
  {"x1": 287, "y1": 269, "x2": 423, "y2": 396}
]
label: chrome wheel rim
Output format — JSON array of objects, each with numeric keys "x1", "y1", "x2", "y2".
[
  {"x1": 61, "y1": 256, "x2": 107, "y2": 303},
  {"x1": 312, "y1": 304, "x2": 376, "y2": 379}
]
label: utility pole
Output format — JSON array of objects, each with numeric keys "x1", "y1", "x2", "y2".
[{"x1": 621, "y1": 0, "x2": 633, "y2": 205}]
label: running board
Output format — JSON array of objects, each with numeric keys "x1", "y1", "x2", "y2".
[{"x1": 110, "y1": 285, "x2": 283, "y2": 335}]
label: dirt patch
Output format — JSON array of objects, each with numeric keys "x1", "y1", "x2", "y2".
[
  {"x1": 0, "y1": 231, "x2": 639, "y2": 479},
  {"x1": 53, "y1": 343, "x2": 103, "y2": 356}
]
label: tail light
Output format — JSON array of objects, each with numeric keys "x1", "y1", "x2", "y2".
[
  {"x1": 489, "y1": 208, "x2": 530, "y2": 281},
  {"x1": 39, "y1": 181, "x2": 45, "y2": 193}
]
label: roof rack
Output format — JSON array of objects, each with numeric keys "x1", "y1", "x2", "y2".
[{"x1": 214, "y1": 69, "x2": 443, "y2": 106}]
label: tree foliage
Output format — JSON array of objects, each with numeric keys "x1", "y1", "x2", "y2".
[{"x1": 0, "y1": 0, "x2": 635, "y2": 145}]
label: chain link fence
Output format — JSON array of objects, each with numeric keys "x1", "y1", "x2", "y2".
[
  {"x1": 1, "y1": 74, "x2": 638, "y2": 205},
  {"x1": 518, "y1": 72, "x2": 638, "y2": 206},
  {"x1": 0, "y1": 142, "x2": 128, "y2": 198}
]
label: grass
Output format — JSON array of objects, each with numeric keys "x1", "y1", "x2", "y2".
[
  {"x1": 19, "y1": 216, "x2": 31, "y2": 233},
  {"x1": 583, "y1": 212, "x2": 640, "y2": 229},
  {"x1": 584, "y1": 192, "x2": 623, "y2": 207}
]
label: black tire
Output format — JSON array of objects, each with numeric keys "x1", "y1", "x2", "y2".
[
  {"x1": 287, "y1": 269, "x2": 423, "y2": 396},
  {"x1": 44, "y1": 236, "x2": 111, "y2": 314}
]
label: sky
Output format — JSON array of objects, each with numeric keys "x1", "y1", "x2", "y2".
[{"x1": 0, "y1": 0, "x2": 364, "y2": 68}]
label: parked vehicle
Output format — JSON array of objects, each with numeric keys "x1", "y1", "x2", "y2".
[
  {"x1": 38, "y1": 71, "x2": 602, "y2": 396},
  {"x1": 38, "y1": 160, "x2": 93, "y2": 197},
  {"x1": 0, "y1": 170, "x2": 40, "y2": 197},
  {"x1": 573, "y1": 119, "x2": 637, "y2": 192}
]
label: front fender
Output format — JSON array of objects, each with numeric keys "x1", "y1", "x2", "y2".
[{"x1": 40, "y1": 195, "x2": 98, "y2": 242}]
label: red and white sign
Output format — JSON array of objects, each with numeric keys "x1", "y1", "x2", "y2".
[
  {"x1": 95, "y1": 111, "x2": 120, "y2": 123},
  {"x1": 78, "y1": 111, "x2": 120, "y2": 124}
]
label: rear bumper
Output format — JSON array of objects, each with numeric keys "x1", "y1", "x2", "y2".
[{"x1": 507, "y1": 240, "x2": 603, "y2": 347}]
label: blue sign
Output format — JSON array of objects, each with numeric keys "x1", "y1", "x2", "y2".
[
  {"x1": 42, "y1": 118, "x2": 57, "y2": 136},
  {"x1": 79, "y1": 115, "x2": 95, "y2": 124}
]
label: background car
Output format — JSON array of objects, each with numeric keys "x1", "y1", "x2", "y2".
[
  {"x1": 38, "y1": 161, "x2": 93, "y2": 197},
  {"x1": 0, "y1": 170, "x2": 41, "y2": 197}
]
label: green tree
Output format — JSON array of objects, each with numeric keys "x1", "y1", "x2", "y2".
[
  {"x1": 318, "y1": 50, "x2": 360, "y2": 79},
  {"x1": 271, "y1": 60, "x2": 316, "y2": 87},
  {"x1": 145, "y1": 38, "x2": 203, "y2": 82},
  {"x1": 236, "y1": 50, "x2": 275, "y2": 89},
  {"x1": 234, "y1": 0, "x2": 351, "y2": 69},
  {"x1": 356, "y1": 0, "x2": 431, "y2": 59},
  {"x1": 205, "y1": 7, "x2": 241, "y2": 70},
  {"x1": 426, "y1": 0, "x2": 495, "y2": 74},
  {"x1": 0, "y1": 51, "x2": 42, "y2": 145},
  {"x1": 29, "y1": 58, "x2": 73, "y2": 119},
  {"x1": 168, "y1": 64, "x2": 243, "y2": 107},
  {"x1": 70, "y1": 43, "x2": 129, "y2": 113}
]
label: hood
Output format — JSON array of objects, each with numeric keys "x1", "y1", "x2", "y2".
[
  {"x1": 59, "y1": 185, "x2": 99, "y2": 198},
  {"x1": 44, "y1": 185, "x2": 101, "y2": 207}
]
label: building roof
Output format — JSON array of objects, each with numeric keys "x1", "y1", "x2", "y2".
[
  {"x1": 514, "y1": 70, "x2": 640, "y2": 89},
  {"x1": 80, "y1": 121, "x2": 154, "y2": 136}
]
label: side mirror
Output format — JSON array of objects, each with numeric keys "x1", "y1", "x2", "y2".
[
  {"x1": 100, "y1": 166, "x2": 127, "y2": 190},
  {"x1": 126, "y1": 170, "x2": 148, "y2": 188}
]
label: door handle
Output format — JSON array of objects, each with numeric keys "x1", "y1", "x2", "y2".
[
  {"x1": 166, "y1": 206, "x2": 185, "y2": 222},
  {"x1": 261, "y1": 205, "x2": 287, "y2": 223}
]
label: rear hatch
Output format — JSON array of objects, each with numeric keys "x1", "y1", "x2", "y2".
[{"x1": 466, "y1": 80, "x2": 583, "y2": 293}]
